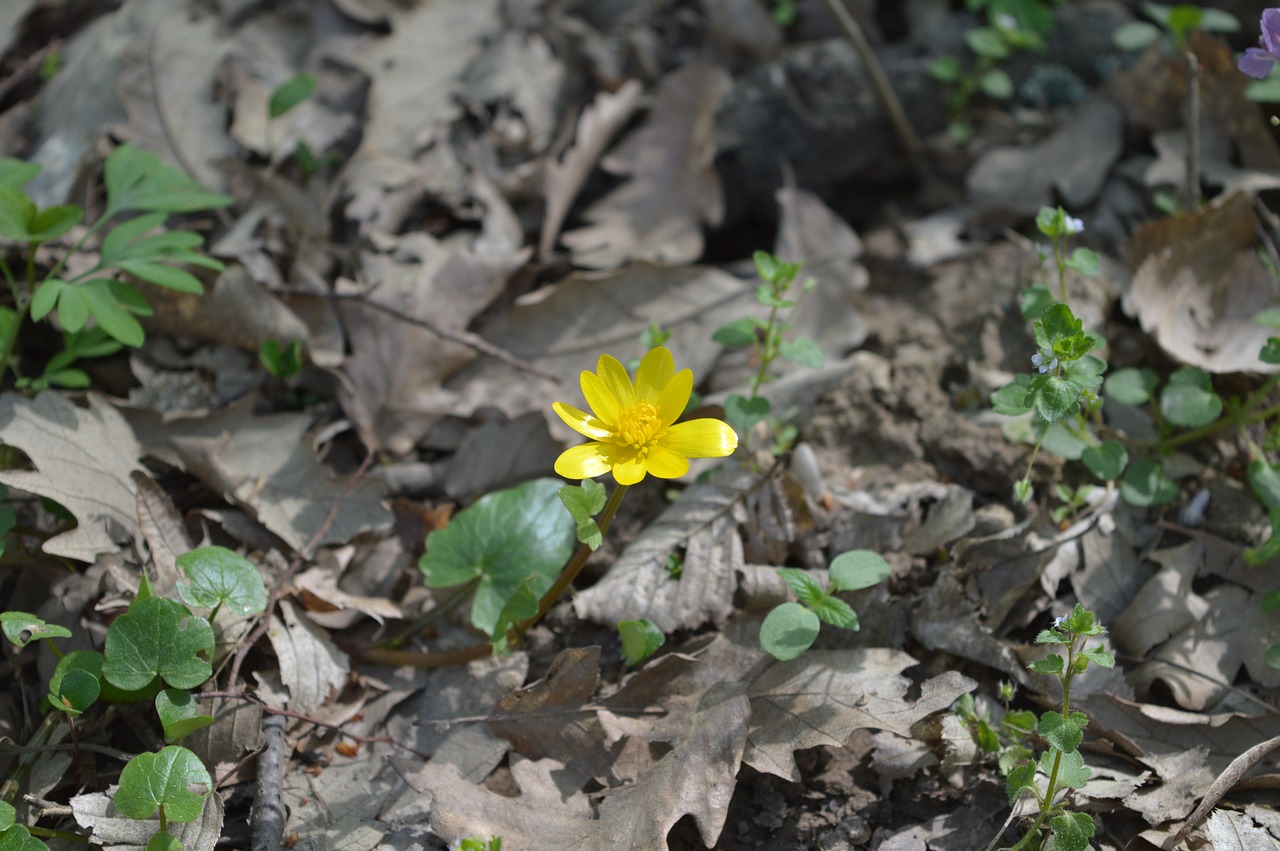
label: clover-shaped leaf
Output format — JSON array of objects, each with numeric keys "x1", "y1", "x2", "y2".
[
  {"x1": 760, "y1": 601, "x2": 820, "y2": 661},
  {"x1": 102, "y1": 598, "x2": 214, "y2": 692},
  {"x1": 618, "y1": 619, "x2": 665, "y2": 666},
  {"x1": 176, "y1": 546, "x2": 267, "y2": 616},
  {"x1": 0, "y1": 612, "x2": 71, "y2": 648},
  {"x1": 114, "y1": 746, "x2": 211, "y2": 823},
  {"x1": 155, "y1": 689, "x2": 215, "y2": 744}
]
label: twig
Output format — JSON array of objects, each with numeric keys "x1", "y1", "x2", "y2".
[
  {"x1": 277, "y1": 287, "x2": 559, "y2": 382},
  {"x1": 1175, "y1": 733, "x2": 1280, "y2": 844},
  {"x1": 250, "y1": 713, "x2": 287, "y2": 851},
  {"x1": 818, "y1": 0, "x2": 924, "y2": 177}
]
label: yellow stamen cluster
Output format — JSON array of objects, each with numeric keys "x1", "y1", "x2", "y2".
[{"x1": 617, "y1": 401, "x2": 660, "y2": 449}]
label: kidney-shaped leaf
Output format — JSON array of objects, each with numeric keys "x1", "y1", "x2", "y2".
[
  {"x1": 419, "y1": 478, "x2": 575, "y2": 636},
  {"x1": 114, "y1": 746, "x2": 211, "y2": 823},
  {"x1": 176, "y1": 546, "x2": 267, "y2": 616},
  {"x1": 102, "y1": 598, "x2": 214, "y2": 692},
  {"x1": 155, "y1": 689, "x2": 215, "y2": 744}
]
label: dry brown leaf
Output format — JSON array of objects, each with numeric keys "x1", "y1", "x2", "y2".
[
  {"x1": 1203, "y1": 809, "x2": 1280, "y2": 850},
  {"x1": 1123, "y1": 193, "x2": 1280, "y2": 374},
  {"x1": 489, "y1": 646, "x2": 601, "y2": 760},
  {"x1": 335, "y1": 232, "x2": 530, "y2": 454},
  {"x1": 0, "y1": 392, "x2": 142, "y2": 561},
  {"x1": 539, "y1": 80, "x2": 644, "y2": 257},
  {"x1": 744, "y1": 650, "x2": 975, "y2": 781},
  {"x1": 573, "y1": 463, "x2": 757, "y2": 632},
  {"x1": 293, "y1": 566, "x2": 402, "y2": 626},
  {"x1": 133, "y1": 471, "x2": 190, "y2": 598},
  {"x1": 70, "y1": 788, "x2": 224, "y2": 851},
  {"x1": 562, "y1": 62, "x2": 731, "y2": 269},
  {"x1": 461, "y1": 30, "x2": 565, "y2": 154},
  {"x1": 265, "y1": 601, "x2": 349, "y2": 714}
]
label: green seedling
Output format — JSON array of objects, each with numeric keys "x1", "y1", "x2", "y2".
[
  {"x1": 618, "y1": 618, "x2": 665, "y2": 665},
  {"x1": 759, "y1": 550, "x2": 890, "y2": 661},
  {"x1": 1113, "y1": 2, "x2": 1239, "y2": 53},
  {"x1": 259, "y1": 338, "x2": 304, "y2": 380},
  {"x1": 930, "y1": 12, "x2": 1044, "y2": 143},
  {"x1": 115, "y1": 745, "x2": 212, "y2": 839}
]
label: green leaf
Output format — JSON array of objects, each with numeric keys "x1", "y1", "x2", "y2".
[
  {"x1": 618, "y1": 619, "x2": 665, "y2": 665},
  {"x1": 1006, "y1": 760, "x2": 1036, "y2": 804},
  {"x1": 0, "y1": 612, "x2": 71, "y2": 648},
  {"x1": 1029, "y1": 373, "x2": 1081, "y2": 423},
  {"x1": 778, "y1": 568, "x2": 827, "y2": 608},
  {"x1": 965, "y1": 27, "x2": 1009, "y2": 59},
  {"x1": 1004, "y1": 710, "x2": 1037, "y2": 736},
  {"x1": 979, "y1": 67, "x2": 1013, "y2": 99},
  {"x1": 119, "y1": 261, "x2": 205, "y2": 294},
  {"x1": 1036, "y1": 206, "x2": 1064, "y2": 237},
  {"x1": 1261, "y1": 338, "x2": 1280, "y2": 364},
  {"x1": 146, "y1": 832, "x2": 182, "y2": 851},
  {"x1": 0, "y1": 823, "x2": 49, "y2": 851},
  {"x1": 259, "y1": 339, "x2": 303, "y2": 379},
  {"x1": 176, "y1": 546, "x2": 268, "y2": 616},
  {"x1": 56, "y1": 285, "x2": 89, "y2": 333},
  {"x1": 1257, "y1": 307, "x2": 1280, "y2": 329},
  {"x1": 1249, "y1": 460, "x2": 1280, "y2": 511},
  {"x1": 1038, "y1": 709, "x2": 1088, "y2": 753},
  {"x1": 999, "y1": 744, "x2": 1034, "y2": 776},
  {"x1": 991, "y1": 375, "x2": 1034, "y2": 416},
  {"x1": 0, "y1": 159, "x2": 40, "y2": 190},
  {"x1": 1028, "y1": 653, "x2": 1064, "y2": 675},
  {"x1": 1160, "y1": 367, "x2": 1222, "y2": 428},
  {"x1": 759, "y1": 602, "x2": 820, "y2": 661},
  {"x1": 1014, "y1": 478, "x2": 1033, "y2": 503},
  {"x1": 712, "y1": 318, "x2": 760, "y2": 348},
  {"x1": 1035, "y1": 628, "x2": 1069, "y2": 645},
  {"x1": 48, "y1": 668, "x2": 99, "y2": 716},
  {"x1": 1048, "y1": 811, "x2": 1095, "y2": 851},
  {"x1": 1104, "y1": 367, "x2": 1158, "y2": 405},
  {"x1": 269, "y1": 73, "x2": 317, "y2": 118},
  {"x1": 559, "y1": 480, "x2": 607, "y2": 551},
  {"x1": 0, "y1": 187, "x2": 36, "y2": 241},
  {"x1": 1064, "y1": 247, "x2": 1099, "y2": 277},
  {"x1": 1042, "y1": 747, "x2": 1091, "y2": 789},
  {"x1": 102, "y1": 597, "x2": 215, "y2": 691},
  {"x1": 25, "y1": 204, "x2": 83, "y2": 242},
  {"x1": 928, "y1": 55, "x2": 962, "y2": 82},
  {"x1": 828, "y1": 549, "x2": 891, "y2": 591},
  {"x1": 80, "y1": 280, "x2": 144, "y2": 346},
  {"x1": 1121, "y1": 458, "x2": 1177, "y2": 507},
  {"x1": 779, "y1": 336, "x2": 824, "y2": 369},
  {"x1": 1081, "y1": 645, "x2": 1115, "y2": 669},
  {"x1": 419, "y1": 479, "x2": 575, "y2": 637},
  {"x1": 104, "y1": 143, "x2": 233, "y2": 216},
  {"x1": 1266, "y1": 643, "x2": 1280, "y2": 669},
  {"x1": 1113, "y1": 19, "x2": 1160, "y2": 50},
  {"x1": 975, "y1": 718, "x2": 1000, "y2": 753},
  {"x1": 29, "y1": 279, "x2": 64, "y2": 322},
  {"x1": 155, "y1": 689, "x2": 215, "y2": 744},
  {"x1": 0, "y1": 803, "x2": 13, "y2": 830},
  {"x1": 724, "y1": 394, "x2": 770, "y2": 433},
  {"x1": 806, "y1": 593, "x2": 858, "y2": 630},
  {"x1": 1081, "y1": 440, "x2": 1127, "y2": 481},
  {"x1": 50, "y1": 649, "x2": 141, "y2": 704},
  {"x1": 1019, "y1": 286, "x2": 1055, "y2": 320},
  {"x1": 114, "y1": 746, "x2": 211, "y2": 823},
  {"x1": 1064, "y1": 603, "x2": 1102, "y2": 636},
  {"x1": 1197, "y1": 8, "x2": 1239, "y2": 32}
]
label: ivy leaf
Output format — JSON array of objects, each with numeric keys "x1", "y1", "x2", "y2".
[
  {"x1": 618, "y1": 619, "x2": 665, "y2": 665},
  {"x1": 1038, "y1": 710, "x2": 1088, "y2": 753},
  {"x1": 1048, "y1": 811, "x2": 1095, "y2": 851},
  {"x1": 419, "y1": 479, "x2": 575, "y2": 637},
  {"x1": 828, "y1": 549, "x2": 891, "y2": 591},
  {"x1": 1028, "y1": 373, "x2": 1080, "y2": 423},
  {"x1": 991, "y1": 375, "x2": 1034, "y2": 416},
  {"x1": 155, "y1": 689, "x2": 215, "y2": 744},
  {"x1": 1160, "y1": 367, "x2": 1222, "y2": 428},
  {"x1": 1081, "y1": 646, "x2": 1115, "y2": 669},
  {"x1": 175, "y1": 546, "x2": 267, "y2": 616},
  {"x1": 1081, "y1": 440, "x2": 1127, "y2": 481},
  {"x1": 101, "y1": 598, "x2": 214, "y2": 692},
  {"x1": 114, "y1": 746, "x2": 211, "y2": 823},
  {"x1": 1028, "y1": 653, "x2": 1064, "y2": 675},
  {"x1": 759, "y1": 602, "x2": 820, "y2": 661},
  {"x1": 0, "y1": 612, "x2": 71, "y2": 648}
]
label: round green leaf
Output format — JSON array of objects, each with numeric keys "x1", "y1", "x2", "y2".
[
  {"x1": 1160, "y1": 376, "x2": 1222, "y2": 428},
  {"x1": 1104, "y1": 367, "x2": 1158, "y2": 405},
  {"x1": 155, "y1": 689, "x2": 215, "y2": 744},
  {"x1": 49, "y1": 668, "x2": 99, "y2": 715},
  {"x1": 0, "y1": 800, "x2": 15, "y2": 830},
  {"x1": 176, "y1": 546, "x2": 267, "y2": 616},
  {"x1": 965, "y1": 27, "x2": 1008, "y2": 59},
  {"x1": 828, "y1": 550, "x2": 891, "y2": 592},
  {"x1": 1113, "y1": 20, "x2": 1159, "y2": 51},
  {"x1": 759, "y1": 602, "x2": 820, "y2": 661},
  {"x1": 1121, "y1": 458, "x2": 1177, "y2": 507},
  {"x1": 0, "y1": 823, "x2": 46, "y2": 851},
  {"x1": 618, "y1": 619, "x2": 665, "y2": 666},
  {"x1": 419, "y1": 479, "x2": 575, "y2": 637},
  {"x1": 146, "y1": 832, "x2": 182, "y2": 851},
  {"x1": 0, "y1": 611, "x2": 71, "y2": 648},
  {"x1": 928, "y1": 55, "x2": 961, "y2": 82},
  {"x1": 114, "y1": 745, "x2": 211, "y2": 823},
  {"x1": 1081, "y1": 440, "x2": 1128, "y2": 481},
  {"x1": 102, "y1": 598, "x2": 214, "y2": 691},
  {"x1": 979, "y1": 68, "x2": 1013, "y2": 100}
]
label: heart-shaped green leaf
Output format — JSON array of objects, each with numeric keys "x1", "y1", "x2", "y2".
[
  {"x1": 1081, "y1": 440, "x2": 1127, "y2": 481},
  {"x1": 724, "y1": 394, "x2": 770, "y2": 433},
  {"x1": 1121, "y1": 458, "x2": 1177, "y2": 507},
  {"x1": 102, "y1": 598, "x2": 214, "y2": 692},
  {"x1": 176, "y1": 546, "x2": 267, "y2": 616},
  {"x1": 48, "y1": 668, "x2": 99, "y2": 716},
  {"x1": 1104, "y1": 367, "x2": 1158, "y2": 405},
  {"x1": 759, "y1": 602, "x2": 820, "y2": 661},
  {"x1": 155, "y1": 689, "x2": 215, "y2": 744},
  {"x1": 114, "y1": 746, "x2": 211, "y2": 823},
  {"x1": 1160, "y1": 367, "x2": 1222, "y2": 428}
]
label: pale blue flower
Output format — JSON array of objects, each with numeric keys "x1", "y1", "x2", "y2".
[{"x1": 1240, "y1": 8, "x2": 1280, "y2": 79}]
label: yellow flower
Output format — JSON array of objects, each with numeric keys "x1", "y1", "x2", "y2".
[{"x1": 553, "y1": 347, "x2": 739, "y2": 486}]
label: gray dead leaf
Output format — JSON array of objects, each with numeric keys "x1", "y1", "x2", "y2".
[
  {"x1": 0, "y1": 0, "x2": 36, "y2": 59},
  {"x1": 300, "y1": 536, "x2": 410, "y2": 630},
  {"x1": 336, "y1": 232, "x2": 529, "y2": 454},
  {"x1": 133, "y1": 471, "x2": 190, "y2": 598},
  {"x1": 1204, "y1": 809, "x2": 1280, "y2": 850},
  {"x1": 70, "y1": 787, "x2": 224, "y2": 851},
  {"x1": 1123, "y1": 193, "x2": 1280, "y2": 374},
  {"x1": 1126, "y1": 746, "x2": 1215, "y2": 825},
  {"x1": 461, "y1": 30, "x2": 564, "y2": 154},
  {"x1": 0, "y1": 392, "x2": 142, "y2": 561},
  {"x1": 293, "y1": 566, "x2": 402, "y2": 626},
  {"x1": 283, "y1": 746, "x2": 398, "y2": 851},
  {"x1": 743, "y1": 649, "x2": 975, "y2": 781},
  {"x1": 562, "y1": 62, "x2": 731, "y2": 269},
  {"x1": 1113, "y1": 545, "x2": 1209, "y2": 659},
  {"x1": 1073, "y1": 524, "x2": 1154, "y2": 627},
  {"x1": 444, "y1": 411, "x2": 561, "y2": 501},
  {"x1": 265, "y1": 600, "x2": 349, "y2": 713},
  {"x1": 539, "y1": 80, "x2": 644, "y2": 257},
  {"x1": 110, "y1": 7, "x2": 235, "y2": 192},
  {"x1": 183, "y1": 697, "x2": 263, "y2": 787},
  {"x1": 136, "y1": 400, "x2": 391, "y2": 551},
  {"x1": 967, "y1": 98, "x2": 1123, "y2": 212},
  {"x1": 342, "y1": 0, "x2": 499, "y2": 199},
  {"x1": 573, "y1": 464, "x2": 757, "y2": 632},
  {"x1": 870, "y1": 731, "x2": 937, "y2": 783}
]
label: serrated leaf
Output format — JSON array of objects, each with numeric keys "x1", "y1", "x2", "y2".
[
  {"x1": 1048, "y1": 811, "x2": 1094, "y2": 851},
  {"x1": 828, "y1": 550, "x2": 891, "y2": 591},
  {"x1": 1081, "y1": 440, "x2": 1127, "y2": 481},
  {"x1": 1035, "y1": 629, "x2": 1069, "y2": 645},
  {"x1": 759, "y1": 602, "x2": 820, "y2": 661},
  {"x1": 806, "y1": 593, "x2": 858, "y2": 630},
  {"x1": 1038, "y1": 710, "x2": 1087, "y2": 753},
  {"x1": 712, "y1": 318, "x2": 759, "y2": 348},
  {"x1": 114, "y1": 746, "x2": 211, "y2": 823},
  {"x1": 1081, "y1": 646, "x2": 1114, "y2": 669},
  {"x1": 779, "y1": 336, "x2": 824, "y2": 369},
  {"x1": 1041, "y1": 747, "x2": 1091, "y2": 789},
  {"x1": 1006, "y1": 760, "x2": 1036, "y2": 804},
  {"x1": 992, "y1": 375, "x2": 1034, "y2": 416},
  {"x1": 618, "y1": 619, "x2": 665, "y2": 665},
  {"x1": 1030, "y1": 373, "x2": 1081, "y2": 423},
  {"x1": 778, "y1": 568, "x2": 826, "y2": 608},
  {"x1": 1028, "y1": 653, "x2": 1064, "y2": 675},
  {"x1": 102, "y1": 598, "x2": 214, "y2": 692},
  {"x1": 1104, "y1": 367, "x2": 1158, "y2": 405},
  {"x1": 175, "y1": 546, "x2": 267, "y2": 616},
  {"x1": 1121, "y1": 458, "x2": 1178, "y2": 507},
  {"x1": 559, "y1": 481, "x2": 607, "y2": 551},
  {"x1": 419, "y1": 479, "x2": 575, "y2": 637},
  {"x1": 104, "y1": 144, "x2": 233, "y2": 217},
  {"x1": 156, "y1": 689, "x2": 215, "y2": 744},
  {"x1": 0, "y1": 611, "x2": 71, "y2": 648}
]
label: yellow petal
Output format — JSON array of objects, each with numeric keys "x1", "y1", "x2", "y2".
[
  {"x1": 581, "y1": 371, "x2": 623, "y2": 425},
  {"x1": 657, "y1": 368, "x2": 693, "y2": 427},
  {"x1": 553, "y1": 402, "x2": 613, "y2": 440},
  {"x1": 643, "y1": 444, "x2": 690, "y2": 479},
  {"x1": 659, "y1": 418, "x2": 739, "y2": 459},
  {"x1": 596, "y1": 354, "x2": 635, "y2": 408},
  {"x1": 634, "y1": 346, "x2": 674, "y2": 403},
  {"x1": 555, "y1": 443, "x2": 613, "y2": 480},
  {"x1": 611, "y1": 450, "x2": 648, "y2": 485}
]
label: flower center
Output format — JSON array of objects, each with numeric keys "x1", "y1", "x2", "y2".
[{"x1": 617, "y1": 400, "x2": 661, "y2": 450}]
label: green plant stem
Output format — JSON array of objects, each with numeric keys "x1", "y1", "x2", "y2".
[
  {"x1": 750, "y1": 306, "x2": 781, "y2": 400},
  {"x1": 1053, "y1": 233, "x2": 1068, "y2": 303},
  {"x1": 158, "y1": 804, "x2": 167, "y2": 835},
  {"x1": 28, "y1": 825, "x2": 89, "y2": 843},
  {"x1": 1162, "y1": 398, "x2": 1280, "y2": 450}
]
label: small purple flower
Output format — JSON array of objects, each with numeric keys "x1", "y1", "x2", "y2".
[{"x1": 1240, "y1": 8, "x2": 1280, "y2": 79}]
